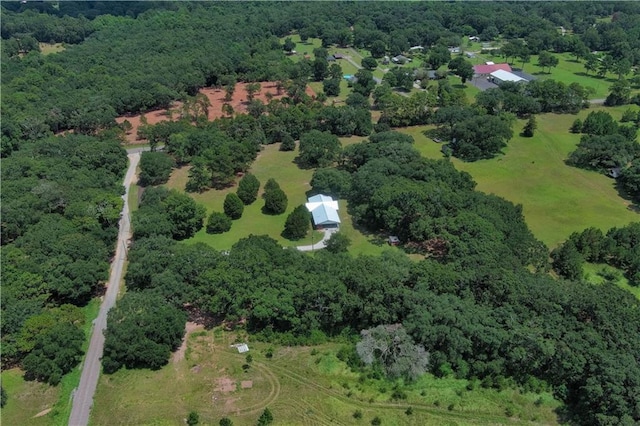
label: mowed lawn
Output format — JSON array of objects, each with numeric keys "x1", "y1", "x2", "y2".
[
  {"x1": 165, "y1": 143, "x2": 321, "y2": 250},
  {"x1": 403, "y1": 106, "x2": 639, "y2": 249},
  {"x1": 165, "y1": 142, "x2": 388, "y2": 255},
  {"x1": 90, "y1": 329, "x2": 561, "y2": 426}
]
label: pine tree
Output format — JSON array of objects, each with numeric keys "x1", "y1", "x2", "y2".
[
  {"x1": 283, "y1": 205, "x2": 310, "y2": 240},
  {"x1": 223, "y1": 193, "x2": 244, "y2": 219},
  {"x1": 237, "y1": 173, "x2": 260, "y2": 205},
  {"x1": 522, "y1": 116, "x2": 537, "y2": 137}
]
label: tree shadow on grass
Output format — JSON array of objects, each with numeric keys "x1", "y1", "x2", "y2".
[
  {"x1": 344, "y1": 204, "x2": 388, "y2": 247},
  {"x1": 615, "y1": 181, "x2": 640, "y2": 215}
]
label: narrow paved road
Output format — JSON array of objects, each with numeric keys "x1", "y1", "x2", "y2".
[{"x1": 68, "y1": 150, "x2": 142, "y2": 426}]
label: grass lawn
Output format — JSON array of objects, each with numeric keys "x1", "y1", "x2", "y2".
[
  {"x1": 0, "y1": 369, "x2": 59, "y2": 426},
  {"x1": 583, "y1": 263, "x2": 640, "y2": 300},
  {"x1": 402, "y1": 106, "x2": 639, "y2": 249},
  {"x1": 165, "y1": 143, "x2": 378, "y2": 255},
  {"x1": 281, "y1": 35, "x2": 322, "y2": 62},
  {"x1": 90, "y1": 329, "x2": 561, "y2": 426}
]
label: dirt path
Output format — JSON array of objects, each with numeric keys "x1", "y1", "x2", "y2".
[{"x1": 172, "y1": 322, "x2": 201, "y2": 364}]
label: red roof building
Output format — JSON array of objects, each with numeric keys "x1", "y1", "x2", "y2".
[{"x1": 473, "y1": 63, "x2": 512, "y2": 75}]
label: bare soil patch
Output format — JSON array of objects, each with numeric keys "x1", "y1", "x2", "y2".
[
  {"x1": 33, "y1": 408, "x2": 52, "y2": 418},
  {"x1": 116, "y1": 82, "x2": 316, "y2": 144},
  {"x1": 215, "y1": 377, "x2": 236, "y2": 393},
  {"x1": 241, "y1": 380, "x2": 253, "y2": 389}
]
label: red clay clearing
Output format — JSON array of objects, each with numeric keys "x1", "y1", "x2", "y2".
[{"x1": 116, "y1": 82, "x2": 316, "y2": 144}]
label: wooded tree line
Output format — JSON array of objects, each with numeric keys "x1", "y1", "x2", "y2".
[
  {"x1": 552, "y1": 223, "x2": 640, "y2": 285},
  {"x1": 3, "y1": 1, "x2": 639, "y2": 156},
  {"x1": 1, "y1": 135, "x2": 127, "y2": 382},
  {"x1": 567, "y1": 110, "x2": 640, "y2": 202}
]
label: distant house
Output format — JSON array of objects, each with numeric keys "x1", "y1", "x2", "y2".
[
  {"x1": 326, "y1": 55, "x2": 336, "y2": 62},
  {"x1": 333, "y1": 53, "x2": 344, "y2": 59},
  {"x1": 409, "y1": 45, "x2": 424, "y2": 52},
  {"x1": 468, "y1": 36, "x2": 480, "y2": 42},
  {"x1": 392, "y1": 55, "x2": 411, "y2": 64},
  {"x1": 466, "y1": 52, "x2": 475, "y2": 58},
  {"x1": 473, "y1": 63, "x2": 512, "y2": 76},
  {"x1": 490, "y1": 69, "x2": 527, "y2": 84},
  {"x1": 305, "y1": 194, "x2": 340, "y2": 229},
  {"x1": 448, "y1": 47, "x2": 461, "y2": 54},
  {"x1": 382, "y1": 55, "x2": 390, "y2": 65},
  {"x1": 388, "y1": 236, "x2": 400, "y2": 246}
]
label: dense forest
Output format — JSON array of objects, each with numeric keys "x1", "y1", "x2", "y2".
[{"x1": 2, "y1": 2, "x2": 640, "y2": 425}]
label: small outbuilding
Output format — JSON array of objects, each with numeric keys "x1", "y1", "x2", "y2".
[{"x1": 388, "y1": 236, "x2": 400, "y2": 246}]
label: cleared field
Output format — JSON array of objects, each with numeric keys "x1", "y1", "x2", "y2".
[
  {"x1": 403, "y1": 106, "x2": 639, "y2": 249},
  {"x1": 281, "y1": 35, "x2": 322, "y2": 63},
  {"x1": 90, "y1": 328, "x2": 561, "y2": 426},
  {"x1": 39, "y1": 42, "x2": 65, "y2": 55}
]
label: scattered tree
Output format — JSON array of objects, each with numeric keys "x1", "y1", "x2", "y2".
[
  {"x1": 325, "y1": 231, "x2": 351, "y2": 253},
  {"x1": 280, "y1": 133, "x2": 296, "y2": 151},
  {"x1": 224, "y1": 193, "x2": 244, "y2": 220},
  {"x1": 187, "y1": 411, "x2": 200, "y2": 426},
  {"x1": 522, "y1": 116, "x2": 537, "y2": 137},
  {"x1": 138, "y1": 152, "x2": 175, "y2": 186},
  {"x1": 206, "y1": 211, "x2": 232, "y2": 234},
  {"x1": 362, "y1": 56, "x2": 378, "y2": 71},
  {"x1": 237, "y1": 173, "x2": 261, "y2": 205},
  {"x1": 257, "y1": 408, "x2": 274, "y2": 425},
  {"x1": 298, "y1": 130, "x2": 342, "y2": 168},
  {"x1": 282, "y1": 205, "x2": 310, "y2": 240}
]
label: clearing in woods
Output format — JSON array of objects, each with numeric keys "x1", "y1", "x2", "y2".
[
  {"x1": 90, "y1": 327, "x2": 562, "y2": 426},
  {"x1": 116, "y1": 82, "x2": 316, "y2": 144},
  {"x1": 404, "y1": 105, "x2": 639, "y2": 249}
]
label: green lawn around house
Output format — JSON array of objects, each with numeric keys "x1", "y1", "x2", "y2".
[{"x1": 165, "y1": 142, "x2": 382, "y2": 255}]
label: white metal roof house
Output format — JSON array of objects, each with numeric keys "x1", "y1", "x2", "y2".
[
  {"x1": 305, "y1": 194, "x2": 340, "y2": 228},
  {"x1": 489, "y1": 69, "x2": 527, "y2": 84}
]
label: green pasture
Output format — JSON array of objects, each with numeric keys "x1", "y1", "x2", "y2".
[
  {"x1": 0, "y1": 369, "x2": 58, "y2": 426},
  {"x1": 1, "y1": 298, "x2": 101, "y2": 426},
  {"x1": 404, "y1": 106, "x2": 639, "y2": 249},
  {"x1": 90, "y1": 329, "x2": 561, "y2": 426}
]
